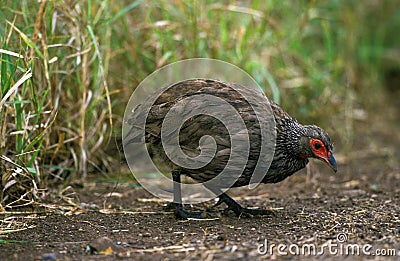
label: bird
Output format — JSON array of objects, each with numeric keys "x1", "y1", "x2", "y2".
[{"x1": 124, "y1": 79, "x2": 337, "y2": 219}]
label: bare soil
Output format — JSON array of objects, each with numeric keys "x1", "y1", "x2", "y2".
[{"x1": 1, "y1": 98, "x2": 399, "y2": 260}]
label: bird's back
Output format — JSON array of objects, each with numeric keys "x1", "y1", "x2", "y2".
[{"x1": 125, "y1": 79, "x2": 307, "y2": 187}]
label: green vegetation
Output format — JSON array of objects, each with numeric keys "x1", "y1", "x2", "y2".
[{"x1": 0, "y1": 0, "x2": 399, "y2": 207}]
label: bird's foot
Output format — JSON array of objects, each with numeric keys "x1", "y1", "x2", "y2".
[
  {"x1": 172, "y1": 203, "x2": 204, "y2": 219},
  {"x1": 214, "y1": 193, "x2": 275, "y2": 217}
]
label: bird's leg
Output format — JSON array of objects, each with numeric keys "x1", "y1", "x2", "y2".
[
  {"x1": 213, "y1": 191, "x2": 275, "y2": 217},
  {"x1": 171, "y1": 170, "x2": 202, "y2": 219}
]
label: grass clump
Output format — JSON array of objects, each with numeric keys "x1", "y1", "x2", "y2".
[{"x1": 0, "y1": 0, "x2": 115, "y2": 207}]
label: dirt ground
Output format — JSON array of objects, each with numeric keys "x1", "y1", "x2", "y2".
[{"x1": 1, "y1": 96, "x2": 399, "y2": 260}]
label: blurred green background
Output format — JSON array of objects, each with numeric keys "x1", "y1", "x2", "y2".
[{"x1": 0, "y1": 0, "x2": 399, "y2": 206}]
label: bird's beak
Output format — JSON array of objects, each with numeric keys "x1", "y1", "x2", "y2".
[{"x1": 325, "y1": 150, "x2": 337, "y2": 172}]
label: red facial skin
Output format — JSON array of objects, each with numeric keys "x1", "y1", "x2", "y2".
[
  {"x1": 297, "y1": 138, "x2": 337, "y2": 172},
  {"x1": 309, "y1": 138, "x2": 333, "y2": 169}
]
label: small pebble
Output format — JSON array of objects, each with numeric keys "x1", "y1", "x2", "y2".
[{"x1": 41, "y1": 253, "x2": 56, "y2": 260}]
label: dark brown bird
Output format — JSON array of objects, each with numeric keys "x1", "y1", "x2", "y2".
[{"x1": 124, "y1": 79, "x2": 337, "y2": 219}]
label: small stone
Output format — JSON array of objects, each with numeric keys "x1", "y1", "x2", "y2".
[{"x1": 41, "y1": 253, "x2": 56, "y2": 260}]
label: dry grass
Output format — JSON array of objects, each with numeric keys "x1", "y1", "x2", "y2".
[{"x1": 1, "y1": 0, "x2": 116, "y2": 207}]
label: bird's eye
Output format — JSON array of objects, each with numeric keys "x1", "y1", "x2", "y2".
[{"x1": 314, "y1": 142, "x2": 322, "y2": 150}]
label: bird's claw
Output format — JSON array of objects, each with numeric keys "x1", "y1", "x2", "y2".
[
  {"x1": 214, "y1": 193, "x2": 275, "y2": 217},
  {"x1": 174, "y1": 208, "x2": 203, "y2": 219},
  {"x1": 173, "y1": 203, "x2": 204, "y2": 219}
]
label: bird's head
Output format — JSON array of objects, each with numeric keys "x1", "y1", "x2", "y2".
[{"x1": 299, "y1": 125, "x2": 337, "y2": 172}]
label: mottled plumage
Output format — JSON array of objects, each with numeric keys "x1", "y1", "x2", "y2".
[{"x1": 125, "y1": 79, "x2": 337, "y2": 218}]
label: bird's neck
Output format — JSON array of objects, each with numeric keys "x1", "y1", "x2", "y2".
[{"x1": 277, "y1": 120, "x2": 308, "y2": 159}]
